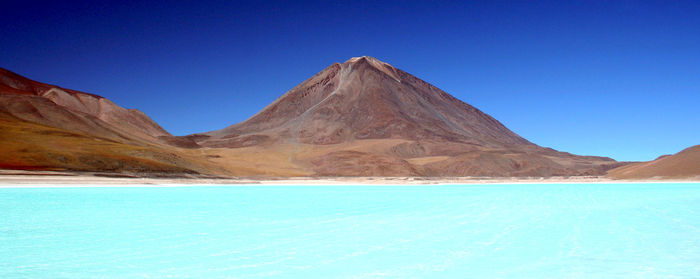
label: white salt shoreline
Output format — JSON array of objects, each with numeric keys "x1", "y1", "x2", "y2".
[{"x1": 0, "y1": 171, "x2": 697, "y2": 187}]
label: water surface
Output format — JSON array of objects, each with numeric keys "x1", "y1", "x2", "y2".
[{"x1": 1, "y1": 183, "x2": 699, "y2": 278}]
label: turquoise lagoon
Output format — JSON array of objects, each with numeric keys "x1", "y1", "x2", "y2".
[{"x1": 1, "y1": 183, "x2": 699, "y2": 278}]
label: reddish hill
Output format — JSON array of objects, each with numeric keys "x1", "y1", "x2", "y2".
[
  {"x1": 196, "y1": 56, "x2": 621, "y2": 176},
  {"x1": 0, "y1": 68, "x2": 171, "y2": 142},
  {"x1": 0, "y1": 68, "x2": 210, "y2": 174},
  {"x1": 607, "y1": 145, "x2": 700, "y2": 179}
]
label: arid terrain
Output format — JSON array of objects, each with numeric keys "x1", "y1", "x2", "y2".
[
  {"x1": 0, "y1": 68, "x2": 229, "y2": 175},
  {"x1": 607, "y1": 145, "x2": 700, "y2": 179},
  {"x1": 1, "y1": 57, "x2": 696, "y2": 179}
]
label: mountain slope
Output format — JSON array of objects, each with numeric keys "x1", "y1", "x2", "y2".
[
  {"x1": 0, "y1": 68, "x2": 171, "y2": 142},
  {"x1": 607, "y1": 145, "x2": 700, "y2": 179},
  {"x1": 0, "y1": 68, "x2": 214, "y2": 174},
  {"x1": 196, "y1": 56, "x2": 621, "y2": 176}
]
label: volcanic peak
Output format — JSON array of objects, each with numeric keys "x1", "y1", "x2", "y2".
[{"x1": 343, "y1": 56, "x2": 401, "y2": 82}]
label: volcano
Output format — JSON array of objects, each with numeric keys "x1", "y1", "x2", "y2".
[
  {"x1": 195, "y1": 56, "x2": 622, "y2": 176},
  {"x1": 204, "y1": 56, "x2": 529, "y2": 147}
]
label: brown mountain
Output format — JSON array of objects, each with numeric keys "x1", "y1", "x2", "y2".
[
  {"x1": 204, "y1": 56, "x2": 529, "y2": 147},
  {"x1": 0, "y1": 58, "x2": 629, "y2": 178},
  {"x1": 195, "y1": 56, "x2": 622, "y2": 176},
  {"x1": 0, "y1": 68, "x2": 219, "y2": 174},
  {"x1": 607, "y1": 145, "x2": 700, "y2": 179}
]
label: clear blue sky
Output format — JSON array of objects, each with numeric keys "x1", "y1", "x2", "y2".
[{"x1": 1, "y1": 0, "x2": 698, "y2": 161}]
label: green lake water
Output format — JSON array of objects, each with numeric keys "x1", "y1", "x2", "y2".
[{"x1": 1, "y1": 183, "x2": 699, "y2": 278}]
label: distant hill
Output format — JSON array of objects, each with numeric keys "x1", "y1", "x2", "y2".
[{"x1": 607, "y1": 145, "x2": 700, "y2": 179}]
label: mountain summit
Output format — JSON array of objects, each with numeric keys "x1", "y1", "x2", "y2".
[{"x1": 195, "y1": 57, "x2": 621, "y2": 176}]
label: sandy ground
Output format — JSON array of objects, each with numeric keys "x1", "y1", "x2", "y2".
[{"x1": 0, "y1": 170, "x2": 697, "y2": 187}]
